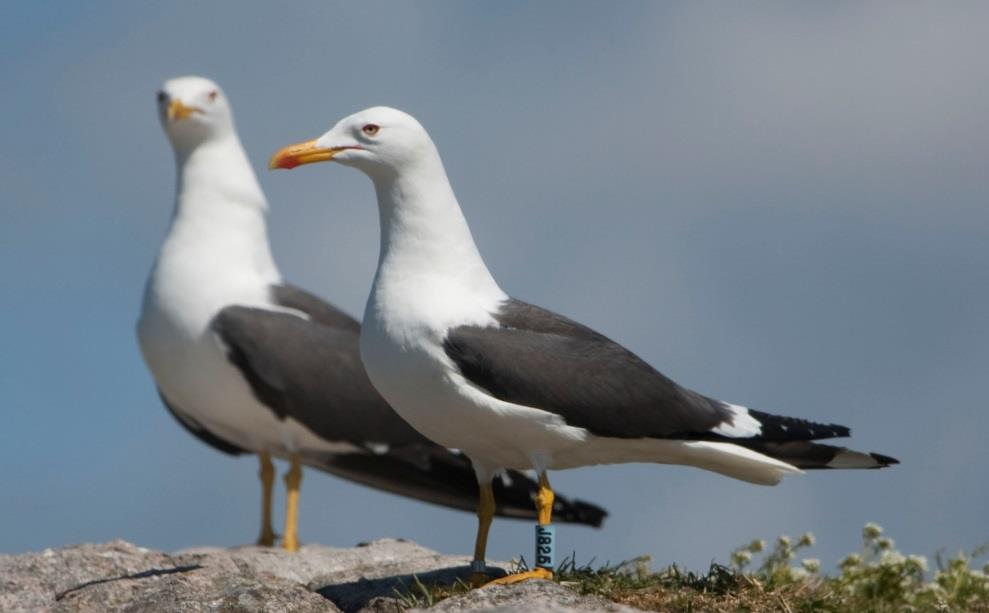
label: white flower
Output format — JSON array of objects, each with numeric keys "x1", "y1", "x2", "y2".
[
  {"x1": 750, "y1": 539, "x2": 766, "y2": 553},
  {"x1": 778, "y1": 535, "x2": 792, "y2": 547},
  {"x1": 917, "y1": 582, "x2": 946, "y2": 597},
  {"x1": 840, "y1": 553, "x2": 863, "y2": 569},
  {"x1": 731, "y1": 550, "x2": 752, "y2": 567},
  {"x1": 802, "y1": 558, "x2": 821, "y2": 573},
  {"x1": 879, "y1": 551, "x2": 906, "y2": 567},
  {"x1": 907, "y1": 555, "x2": 928, "y2": 573},
  {"x1": 876, "y1": 537, "x2": 895, "y2": 550},
  {"x1": 798, "y1": 532, "x2": 816, "y2": 547},
  {"x1": 863, "y1": 522, "x2": 883, "y2": 540}
]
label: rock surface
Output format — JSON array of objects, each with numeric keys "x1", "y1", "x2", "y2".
[
  {"x1": 418, "y1": 581, "x2": 639, "y2": 612},
  {"x1": 0, "y1": 540, "x2": 643, "y2": 612}
]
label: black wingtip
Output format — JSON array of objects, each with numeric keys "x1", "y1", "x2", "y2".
[
  {"x1": 553, "y1": 498, "x2": 608, "y2": 528},
  {"x1": 747, "y1": 409, "x2": 851, "y2": 441},
  {"x1": 870, "y1": 452, "x2": 900, "y2": 467}
]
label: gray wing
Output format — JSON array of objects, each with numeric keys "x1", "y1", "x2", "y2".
[
  {"x1": 444, "y1": 298, "x2": 850, "y2": 442},
  {"x1": 213, "y1": 290, "x2": 612, "y2": 524},
  {"x1": 270, "y1": 283, "x2": 361, "y2": 332},
  {"x1": 211, "y1": 304, "x2": 428, "y2": 447}
]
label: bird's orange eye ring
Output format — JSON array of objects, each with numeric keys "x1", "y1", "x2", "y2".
[
  {"x1": 208, "y1": 90, "x2": 218, "y2": 102},
  {"x1": 362, "y1": 123, "x2": 380, "y2": 136}
]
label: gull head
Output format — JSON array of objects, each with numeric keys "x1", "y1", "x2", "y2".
[
  {"x1": 269, "y1": 106, "x2": 437, "y2": 179},
  {"x1": 157, "y1": 76, "x2": 235, "y2": 150}
]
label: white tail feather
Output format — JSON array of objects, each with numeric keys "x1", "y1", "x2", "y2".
[
  {"x1": 678, "y1": 441, "x2": 803, "y2": 485},
  {"x1": 560, "y1": 437, "x2": 803, "y2": 485}
]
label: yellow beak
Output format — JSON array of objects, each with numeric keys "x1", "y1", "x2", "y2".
[
  {"x1": 268, "y1": 139, "x2": 341, "y2": 170},
  {"x1": 167, "y1": 99, "x2": 201, "y2": 121}
]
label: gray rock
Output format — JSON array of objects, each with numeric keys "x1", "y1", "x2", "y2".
[
  {"x1": 414, "y1": 580, "x2": 641, "y2": 613},
  {"x1": 0, "y1": 540, "x2": 338, "y2": 613},
  {"x1": 0, "y1": 540, "x2": 644, "y2": 613}
]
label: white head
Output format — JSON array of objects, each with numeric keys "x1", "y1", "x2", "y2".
[
  {"x1": 157, "y1": 76, "x2": 235, "y2": 152},
  {"x1": 268, "y1": 106, "x2": 441, "y2": 181},
  {"x1": 269, "y1": 106, "x2": 504, "y2": 305}
]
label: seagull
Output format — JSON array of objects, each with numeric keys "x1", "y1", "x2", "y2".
[
  {"x1": 137, "y1": 79, "x2": 607, "y2": 553},
  {"x1": 269, "y1": 106, "x2": 898, "y2": 581}
]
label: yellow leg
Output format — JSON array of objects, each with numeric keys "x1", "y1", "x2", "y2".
[
  {"x1": 537, "y1": 472, "x2": 554, "y2": 526},
  {"x1": 281, "y1": 454, "x2": 303, "y2": 552},
  {"x1": 469, "y1": 483, "x2": 496, "y2": 587},
  {"x1": 255, "y1": 452, "x2": 277, "y2": 547},
  {"x1": 482, "y1": 472, "x2": 555, "y2": 587}
]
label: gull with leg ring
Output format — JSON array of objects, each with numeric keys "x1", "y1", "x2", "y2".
[{"x1": 270, "y1": 106, "x2": 897, "y2": 584}]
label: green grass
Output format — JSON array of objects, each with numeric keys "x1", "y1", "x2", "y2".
[
  {"x1": 394, "y1": 523, "x2": 989, "y2": 611},
  {"x1": 392, "y1": 574, "x2": 474, "y2": 609}
]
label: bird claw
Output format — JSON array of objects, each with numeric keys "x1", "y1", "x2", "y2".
[
  {"x1": 255, "y1": 534, "x2": 277, "y2": 547},
  {"x1": 480, "y1": 567, "x2": 553, "y2": 587},
  {"x1": 256, "y1": 528, "x2": 278, "y2": 547},
  {"x1": 281, "y1": 536, "x2": 300, "y2": 552}
]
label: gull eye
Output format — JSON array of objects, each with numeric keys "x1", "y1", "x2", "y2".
[
  {"x1": 207, "y1": 90, "x2": 219, "y2": 102},
  {"x1": 362, "y1": 123, "x2": 380, "y2": 137},
  {"x1": 156, "y1": 91, "x2": 167, "y2": 103}
]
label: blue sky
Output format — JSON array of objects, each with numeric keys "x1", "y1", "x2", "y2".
[{"x1": 2, "y1": 2, "x2": 987, "y2": 572}]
